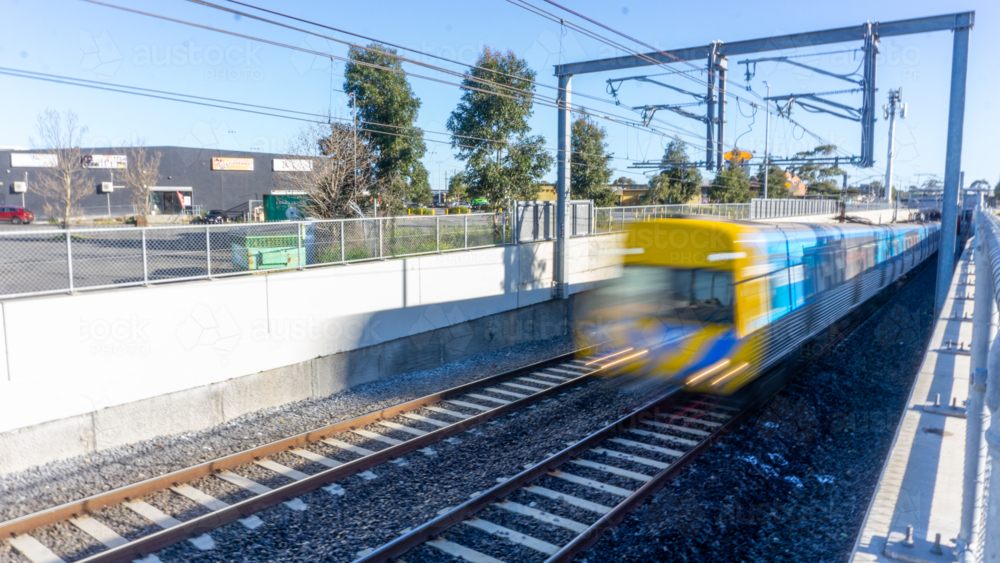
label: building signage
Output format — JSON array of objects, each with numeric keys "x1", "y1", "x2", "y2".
[
  {"x1": 212, "y1": 157, "x2": 254, "y2": 171},
  {"x1": 10, "y1": 153, "x2": 57, "y2": 168},
  {"x1": 272, "y1": 159, "x2": 313, "y2": 172},
  {"x1": 83, "y1": 154, "x2": 127, "y2": 169}
]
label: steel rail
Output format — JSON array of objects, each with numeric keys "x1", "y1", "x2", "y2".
[{"x1": 1, "y1": 349, "x2": 595, "y2": 544}]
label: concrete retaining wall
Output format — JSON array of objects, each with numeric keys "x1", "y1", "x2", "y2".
[{"x1": 0, "y1": 235, "x2": 624, "y2": 475}]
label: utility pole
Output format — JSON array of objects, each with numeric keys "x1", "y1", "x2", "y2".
[
  {"x1": 763, "y1": 81, "x2": 771, "y2": 199},
  {"x1": 883, "y1": 88, "x2": 905, "y2": 206}
]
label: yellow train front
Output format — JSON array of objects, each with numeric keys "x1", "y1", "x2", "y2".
[{"x1": 581, "y1": 217, "x2": 939, "y2": 394}]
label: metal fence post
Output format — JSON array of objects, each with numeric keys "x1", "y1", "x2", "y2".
[
  {"x1": 983, "y1": 213, "x2": 1000, "y2": 563},
  {"x1": 141, "y1": 228, "x2": 149, "y2": 285},
  {"x1": 66, "y1": 229, "x2": 74, "y2": 293},
  {"x1": 502, "y1": 211, "x2": 507, "y2": 245},
  {"x1": 206, "y1": 225, "x2": 212, "y2": 278},
  {"x1": 340, "y1": 220, "x2": 346, "y2": 263},
  {"x1": 464, "y1": 214, "x2": 469, "y2": 248},
  {"x1": 378, "y1": 218, "x2": 383, "y2": 259},
  {"x1": 436, "y1": 215, "x2": 441, "y2": 252},
  {"x1": 296, "y1": 222, "x2": 304, "y2": 270}
]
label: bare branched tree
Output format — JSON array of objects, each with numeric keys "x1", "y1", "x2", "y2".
[
  {"x1": 31, "y1": 110, "x2": 88, "y2": 228},
  {"x1": 119, "y1": 141, "x2": 162, "y2": 216},
  {"x1": 277, "y1": 122, "x2": 402, "y2": 218}
]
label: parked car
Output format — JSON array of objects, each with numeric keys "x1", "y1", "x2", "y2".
[
  {"x1": 434, "y1": 201, "x2": 447, "y2": 208},
  {"x1": 204, "y1": 210, "x2": 228, "y2": 224},
  {"x1": 0, "y1": 207, "x2": 34, "y2": 224}
]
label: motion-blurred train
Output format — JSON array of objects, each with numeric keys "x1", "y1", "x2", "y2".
[{"x1": 581, "y1": 218, "x2": 939, "y2": 394}]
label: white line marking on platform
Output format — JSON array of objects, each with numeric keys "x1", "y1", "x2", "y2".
[
  {"x1": 629, "y1": 428, "x2": 698, "y2": 447},
  {"x1": 188, "y1": 534, "x2": 216, "y2": 551},
  {"x1": 379, "y1": 420, "x2": 428, "y2": 436},
  {"x1": 445, "y1": 400, "x2": 492, "y2": 411},
  {"x1": 466, "y1": 393, "x2": 511, "y2": 404},
  {"x1": 569, "y1": 459, "x2": 652, "y2": 482},
  {"x1": 322, "y1": 438, "x2": 376, "y2": 456},
  {"x1": 69, "y1": 516, "x2": 128, "y2": 549},
  {"x1": 255, "y1": 459, "x2": 310, "y2": 481},
  {"x1": 591, "y1": 448, "x2": 670, "y2": 469},
  {"x1": 9, "y1": 535, "x2": 67, "y2": 563},
  {"x1": 288, "y1": 448, "x2": 343, "y2": 467},
  {"x1": 518, "y1": 377, "x2": 558, "y2": 387},
  {"x1": 426, "y1": 539, "x2": 504, "y2": 563},
  {"x1": 548, "y1": 470, "x2": 633, "y2": 497},
  {"x1": 463, "y1": 518, "x2": 558, "y2": 555},
  {"x1": 125, "y1": 500, "x2": 182, "y2": 529},
  {"x1": 401, "y1": 412, "x2": 450, "y2": 427},
  {"x1": 353, "y1": 429, "x2": 404, "y2": 446},
  {"x1": 283, "y1": 498, "x2": 308, "y2": 511},
  {"x1": 525, "y1": 485, "x2": 612, "y2": 514},
  {"x1": 607, "y1": 438, "x2": 684, "y2": 458},
  {"x1": 641, "y1": 420, "x2": 710, "y2": 436},
  {"x1": 215, "y1": 472, "x2": 271, "y2": 495},
  {"x1": 495, "y1": 501, "x2": 588, "y2": 533},
  {"x1": 426, "y1": 406, "x2": 471, "y2": 419}
]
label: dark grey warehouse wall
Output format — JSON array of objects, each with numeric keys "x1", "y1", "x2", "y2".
[{"x1": 0, "y1": 147, "x2": 295, "y2": 217}]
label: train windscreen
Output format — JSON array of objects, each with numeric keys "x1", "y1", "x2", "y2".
[{"x1": 613, "y1": 266, "x2": 734, "y2": 324}]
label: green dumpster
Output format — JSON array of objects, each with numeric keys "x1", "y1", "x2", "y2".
[{"x1": 231, "y1": 231, "x2": 305, "y2": 270}]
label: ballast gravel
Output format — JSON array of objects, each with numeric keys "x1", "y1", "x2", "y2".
[
  {"x1": 582, "y1": 259, "x2": 938, "y2": 563},
  {"x1": 0, "y1": 336, "x2": 574, "y2": 524}
]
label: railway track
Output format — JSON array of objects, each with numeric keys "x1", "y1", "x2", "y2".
[
  {"x1": 2, "y1": 348, "x2": 643, "y2": 563},
  {"x1": 351, "y1": 258, "x2": 935, "y2": 563}
]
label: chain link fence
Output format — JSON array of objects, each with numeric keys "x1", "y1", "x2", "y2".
[{"x1": 0, "y1": 213, "x2": 515, "y2": 299}]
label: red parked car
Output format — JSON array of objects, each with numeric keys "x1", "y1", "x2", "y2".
[{"x1": 0, "y1": 207, "x2": 34, "y2": 224}]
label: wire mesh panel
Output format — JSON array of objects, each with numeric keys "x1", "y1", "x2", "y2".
[
  {"x1": 383, "y1": 216, "x2": 438, "y2": 257},
  {"x1": 144, "y1": 226, "x2": 209, "y2": 281},
  {"x1": 342, "y1": 219, "x2": 380, "y2": 262},
  {"x1": 466, "y1": 214, "x2": 500, "y2": 248},
  {"x1": 0, "y1": 230, "x2": 73, "y2": 296},
  {"x1": 70, "y1": 229, "x2": 146, "y2": 288},
  {"x1": 308, "y1": 220, "x2": 346, "y2": 265}
]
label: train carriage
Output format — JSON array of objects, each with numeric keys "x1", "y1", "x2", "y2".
[{"x1": 585, "y1": 218, "x2": 939, "y2": 394}]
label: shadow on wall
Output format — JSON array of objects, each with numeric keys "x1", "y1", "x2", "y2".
[{"x1": 329, "y1": 242, "x2": 569, "y2": 394}]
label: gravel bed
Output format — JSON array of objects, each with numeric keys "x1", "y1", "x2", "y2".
[
  {"x1": 229, "y1": 462, "x2": 296, "y2": 491},
  {"x1": 438, "y1": 522, "x2": 547, "y2": 562},
  {"x1": 89, "y1": 503, "x2": 162, "y2": 542},
  {"x1": 507, "y1": 488, "x2": 601, "y2": 527},
  {"x1": 144, "y1": 488, "x2": 209, "y2": 522},
  {"x1": 139, "y1": 370, "x2": 669, "y2": 562},
  {"x1": 0, "y1": 336, "x2": 573, "y2": 524},
  {"x1": 31, "y1": 521, "x2": 104, "y2": 562},
  {"x1": 582, "y1": 259, "x2": 938, "y2": 563},
  {"x1": 185, "y1": 473, "x2": 256, "y2": 506}
]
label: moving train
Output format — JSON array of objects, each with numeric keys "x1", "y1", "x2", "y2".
[{"x1": 582, "y1": 218, "x2": 939, "y2": 394}]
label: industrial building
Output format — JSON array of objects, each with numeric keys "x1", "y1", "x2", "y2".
[{"x1": 1, "y1": 147, "x2": 300, "y2": 219}]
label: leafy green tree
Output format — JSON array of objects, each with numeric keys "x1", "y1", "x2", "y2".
[
  {"x1": 709, "y1": 161, "x2": 753, "y2": 203},
  {"x1": 645, "y1": 141, "x2": 702, "y2": 204},
  {"x1": 754, "y1": 165, "x2": 790, "y2": 198},
  {"x1": 922, "y1": 178, "x2": 943, "y2": 190},
  {"x1": 448, "y1": 174, "x2": 469, "y2": 202},
  {"x1": 995, "y1": 179, "x2": 1000, "y2": 201},
  {"x1": 612, "y1": 176, "x2": 636, "y2": 187},
  {"x1": 787, "y1": 145, "x2": 845, "y2": 195},
  {"x1": 570, "y1": 116, "x2": 616, "y2": 206},
  {"x1": 447, "y1": 47, "x2": 553, "y2": 207},
  {"x1": 407, "y1": 162, "x2": 432, "y2": 205},
  {"x1": 344, "y1": 43, "x2": 426, "y2": 187}
]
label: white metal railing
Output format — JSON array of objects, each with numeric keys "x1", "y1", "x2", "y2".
[{"x1": 963, "y1": 208, "x2": 1000, "y2": 562}]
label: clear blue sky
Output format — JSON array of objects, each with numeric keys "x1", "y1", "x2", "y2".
[{"x1": 2, "y1": 0, "x2": 996, "y2": 191}]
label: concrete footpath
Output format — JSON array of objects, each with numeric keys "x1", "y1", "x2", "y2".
[{"x1": 851, "y1": 245, "x2": 975, "y2": 562}]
